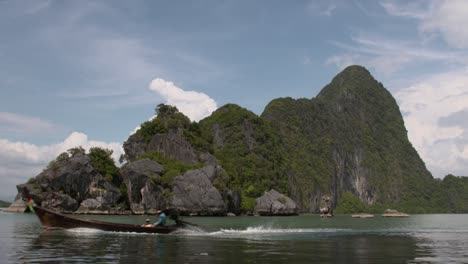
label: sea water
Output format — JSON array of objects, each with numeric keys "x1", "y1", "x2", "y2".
[{"x1": 1, "y1": 210, "x2": 468, "y2": 263}]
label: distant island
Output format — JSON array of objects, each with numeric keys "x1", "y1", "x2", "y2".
[
  {"x1": 10, "y1": 65, "x2": 468, "y2": 215},
  {"x1": 0, "y1": 200, "x2": 12, "y2": 207}
]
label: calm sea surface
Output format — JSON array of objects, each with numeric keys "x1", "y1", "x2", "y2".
[{"x1": 1, "y1": 209, "x2": 468, "y2": 263}]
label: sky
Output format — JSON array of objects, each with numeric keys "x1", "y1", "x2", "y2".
[{"x1": 1, "y1": 0, "x2": 468, "y2": 201}]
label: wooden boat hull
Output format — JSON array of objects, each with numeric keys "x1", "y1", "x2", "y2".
[{"x1": 33, "y1": 205, "x2": 182, "y2": 234}]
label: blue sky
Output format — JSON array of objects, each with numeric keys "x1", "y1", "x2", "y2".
[{"x1": 1, "y1": 0, "x2": 468, "y2": 201}]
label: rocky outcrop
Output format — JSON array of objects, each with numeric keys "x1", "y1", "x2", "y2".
[
  {"x1": 147, "y1": 132, "x2": 199, "y2": 164},
  {"x1": 171, "y1": 167, "x2": 226, "y2": 215},
  {"x1": 41, "y1": 192, "x2": 79, "y2": 213},
  {"x1": 122, "y1": 134, "x2": 148, "y2": 162},
  {"x1": 124, "y1": 130, "x2": 199, "y2": 164},
  {"x1": 120, "y1": 159, "x2": 166, "y2": 214},
  {"x1": 254, "y1": 189, "x2": 299, "y2": 216},
  {"x1": 262, "y1": 65, "x2": 433, "y2": 212},
  {"x1": 18, "y1": 153, "x2": 121, "y2": 213}
]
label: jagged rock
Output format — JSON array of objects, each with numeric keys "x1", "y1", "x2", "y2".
[
  {"x1": 120, "y1": 159, "x2": 166, "y2": 214},
  {"x1": 89, "y1": 181, "x2": 121, "y2": 206},
  {"x1": 41, "y1": 192, "x2": 79, "y2": 213},
  {"x1": 171, "y1": 167, "x2": 226, "y2": 215},
  {"x1": 254, "y1": 189, "x2": 299, "y2": 216},
  {"x1": 122, "y1": 134, "x2": 147, "y2": 162},
  {"x1": 124, "y1": 130, "x2": 199, "y2": 164},
  {"x1": 15, "y1": 153, "x2": 121, "y2": 213},
  {"x1": 147, "y1": 132, "x2": 199, "y2": 164},
  {"x1": 76, "y1": 197, "x2": 111, "y2": 214},
  {"x1": 198, "y1": 152, "x2": 218, "y2": 166}
]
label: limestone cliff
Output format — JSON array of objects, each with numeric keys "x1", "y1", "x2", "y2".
[{"x1": 262, "y1": 65, "x2": 433, "y2": 212}]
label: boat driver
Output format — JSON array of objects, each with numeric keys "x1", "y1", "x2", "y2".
[{"x1": 154, "y1": 210, "x2": 166, "y2": 226}]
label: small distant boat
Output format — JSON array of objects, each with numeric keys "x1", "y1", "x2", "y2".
[
  {"x1": 320, "y1": 213, "x2": 334, "y2": 218},
  {"x1": 351, "y1": 213, "x2": 374, "y2": 218},
  {"x1": 382, "y1": 209, "x2": 410, "y2": 218},
  {"x1": 32, "y1": 205, "x2": 184, "y2": 234}
]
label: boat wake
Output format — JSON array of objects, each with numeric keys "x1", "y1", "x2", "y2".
[
  {"x1": 66, "y1": 228, "x2": 104, "y2": 233},
  {"x1": 60, "y1": 225, "x2": 468, "y2": 239},
  {"x1": 175, "y1": 225, "x2": 351, "y2": 239},
  {"x1": 211, "y1": 226, "x2": 346, "y2": 235}
]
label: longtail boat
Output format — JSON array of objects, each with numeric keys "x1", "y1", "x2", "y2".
[{"x1": 32, "y1": 205, "x2": 184, "y2": 234}]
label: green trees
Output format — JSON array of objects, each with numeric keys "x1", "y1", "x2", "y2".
[
  {"x1": 138, "y1": 151, "x2": 203, "y2": 186},
  {"x1": 88, "y1": 147, "x2": 118, "y2": 184},
  {"x1": 199, "y1": 104, "x2": 289, "y2": 208},
  {"x1": 133, "y1": 104, "x2": 193, "y2": 144},
  {"x1": 335, "y1": 192, "x2": 367, "y2": 213},
  {"x1": 428, "y1": 175, "x2": 468, "y2": 213}
]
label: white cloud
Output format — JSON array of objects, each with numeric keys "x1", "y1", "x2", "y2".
[
  {"x1": 420, "y1": 0, "x2": 468, "y2": 49},
  {"x1": 380, "y1": 1, "x2": 430, "y2": 19},
  {"x1": 0, "y1": 112, "x2": 57, "y2": 136},
  {"x1": 149, "y1": 78, "x2": 218, "y2": 121},
  {"x1": 396, "y1": 69, "x2": 468, "y2": 178},
  {"x1": 326, "y1": 33, "x2": 466, "y2": 75},
  {"x1": 382, "y1": 0, "x2": 468, "y2": 49},
  {"x1": 0, "y1": 132, "x2": 123, "y2": 201}
]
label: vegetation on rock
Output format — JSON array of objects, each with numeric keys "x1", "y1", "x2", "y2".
[
  {"x1": 197, "y1": 104, "x2": 289, "y2": 209},
  {"x1": 262, "y1": 65, "x2": 436, "y2": 212},
  {"x1": 138, "y1": 151, "x2": 203, "y2": 186},
  {"x1": 88, "y1": 147, "x2": 119, "y2": 184},
  {"x1": 335, "y1": 192, "x2": 367, "y2": 213}
]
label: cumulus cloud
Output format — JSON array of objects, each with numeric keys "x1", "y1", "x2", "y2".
[
  {"x1": 149, "y1": 78, "x2": 218, "y2": 121},
  {"x1": 396, "y1": 69, "x2": 468, "y2": 178},
  {"x1": 0, "y1": 132, "x2": 123, "y2": 201}
]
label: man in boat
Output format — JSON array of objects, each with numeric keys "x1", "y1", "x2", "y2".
[
  {"x1": 142, "y1": 219, "x2": 153, "y2": 227},
  {"x1": 153, "y1": 210, "x2": 166, "y2": 226}
]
